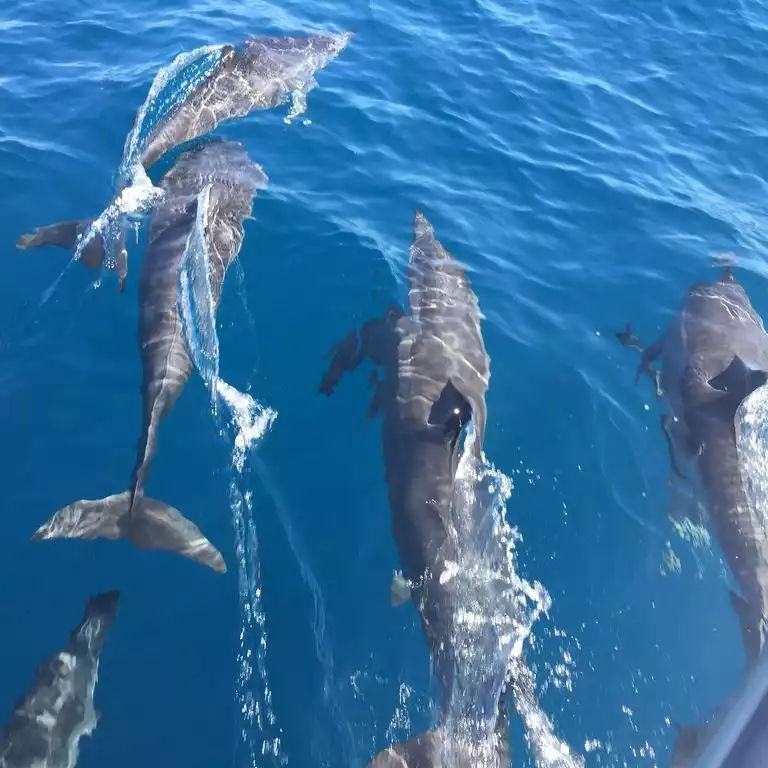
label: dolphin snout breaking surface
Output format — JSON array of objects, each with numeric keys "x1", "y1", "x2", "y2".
[{"x1": 0, "y1": 591, "x2": 119, "y2": 768}]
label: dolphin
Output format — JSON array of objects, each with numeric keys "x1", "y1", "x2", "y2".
[
  {"x1": 321, "y1": 212, "x2": 513, "y2": 766},
  {"x1": 0, "y1": 590, "x2": 119, "y2": 768},
  {"x1": 29, "y1": 140, "x2": 267, "y2": 572},
  {"x1": 136, "y1": 32, "x2": 353, "y2": 171},
  {"x1": 670, "y1": 621, "x2": 768, "y2": 767},
  {"x1": 619, "y1": 266, "x2": 768, "y2": 665},
  {"x1": 15, "y1": 32, "x2": 351, "y2": 290}
]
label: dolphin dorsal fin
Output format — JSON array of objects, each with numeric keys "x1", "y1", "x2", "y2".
[
  {"x1": 428, "y1": 379, "x2": 472, "y2": 446},
  {"x1": 708, "y1": 355, "x2": 768, "y2": 400}
]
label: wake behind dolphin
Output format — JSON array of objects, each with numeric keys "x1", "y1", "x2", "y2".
[{"x1": 176, "y1": 179, "x2": 284, "y2": 765}]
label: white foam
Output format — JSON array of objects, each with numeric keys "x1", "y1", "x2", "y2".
[
  {"x1": 176, "y1": 184, "x2": 282, "y2": 767},
  {"x1": 441, "y1": 424, "x2": 583, "y2": 766}
]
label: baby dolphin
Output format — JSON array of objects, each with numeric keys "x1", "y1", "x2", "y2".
[
  {"x1": 619, "y1": 266, "x2": 768, "y2": 665},
  {"x1": 16, "y1": 32, "x2": 351, "y2": 289},
  {"x1": 321, "y1": 212, "x2": 513, "y2": 766},
  {"x1": 31, "y1": 140, "x2": 267, "y2": 572},
  {"x1": 0, "y1": 590, "x2": 119, "y2": 768}
]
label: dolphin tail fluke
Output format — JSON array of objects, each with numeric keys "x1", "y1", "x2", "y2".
[
  {"x1": 32, "y1": 491, "x2": 226, "y2": 573},
  {"x1": 16, "y1": 219, "x2": 89, "y2": 252},
  {"x1": 16, "y1": 218, "x2": 126, "y2": 289}
]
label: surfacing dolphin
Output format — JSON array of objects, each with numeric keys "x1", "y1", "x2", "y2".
[
  {"x1": 137, "y1": 32, "x2": 353, "y2": 171},
  {"x1": 619, "y1": 265, "x2": 768, "y2": 667},
  {"x1": 30, "y1": 140, "x2": 267, "y2": 572},
  {"x1": 321, "y1": 212, "x2": 512, "y2": 767},
  {"x1": 15, "y1": 32, "x2": 351, "y2": 290},
  {"x1": 0, "y1": 590, "x2": 119, "y2": 768}
]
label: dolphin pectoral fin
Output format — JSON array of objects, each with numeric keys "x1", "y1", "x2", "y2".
[
  {"x1": 636, "y1": 339, "x2": 664, "y2": 396},
  {"x1": 708, "y1": 355, "x2": 768, "y2": 400},
  {"x1": 729, "y1": 590, "x2": 762, "y2": 665},
  {"x1": 429, "y1": 379, "x2": 473, "y2": 445},
  {"x1": 319, "y1": 329, "x2": 363, "y2": 396},
  {"x1": 615, "y1": 322, "x2": 642, "y2": 350},
  {"x1": 615, "y1": 325, "x2": 664, "y2": 395},
  {"x1": 661, "y1": 415, "x2": 687, "y2": 479},
  {"x1": 390, "y1": 571, "x2": 411, "y2": 607},
  {"x1": 33, "y1": 492, "x2": 226, "y2": 574},
  {"x1": 320, "y1": 306, "x2": 403, "y2": 397}
]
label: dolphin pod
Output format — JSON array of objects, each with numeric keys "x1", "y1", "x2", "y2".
[
  {"x1": 321, "y1": 212, "x2": 512, "y2": 767},
  {"x1": 6, "y1": 31, "x2": 352, "y2": 765},
  {"x1": 11, "y1": 21, "x2": 768, "y2": 768},
  {"x1": 16, "y1": 32, "x2": 350, "y2": 574},
  {"x1": 0, "y1": 591, "x2": 119, "y2": 768},
  {"x1": 16, "y1": 32, "x2": 351, "y2": 290}
]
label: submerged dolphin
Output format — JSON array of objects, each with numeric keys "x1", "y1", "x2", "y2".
[
  {"x1": 670, "y1": 625, "x2": 768, "y2": 767},
  {"x1": 620, "y1": 266, "x2": 768, "y2": 667},
  {"x1": 30, "y1": 140, "x2": 267, "y2": 572},
  {"x1": 0, "y1": 590, "x2": 119, "y2": 768},
  {"x1": 321, "y1": 212, "x2": 512, "y2": 766},
  {"x1": 16, "y1": 32, "x2": 351, "y2": 289}
]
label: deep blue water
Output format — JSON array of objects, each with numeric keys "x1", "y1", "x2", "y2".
[{"x1": 1, "y1": 0, "x2": 768, "y2": 765}]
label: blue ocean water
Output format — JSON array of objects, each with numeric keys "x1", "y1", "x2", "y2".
[{"x1": 1, "y1": 0, "x2": 767, "y2": 765}]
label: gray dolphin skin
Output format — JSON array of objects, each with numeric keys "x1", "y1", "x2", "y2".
[
  {"x1": 620, "y1": 266, "x2": 768, "y2": 667},
  {"x1": 137, "y1": 33, "x2": 352, "y2": 171},
  {"x1": 0, "y1": 590, "x2": 119, "y2": 768},
  {"x1": 321, "y1": 212, "x2": 511, "y2": 767},
  {"x1": 29, "y1": 140, "x2": 267, "y2": 572},
  {"x1": 15, "y1": 32, "x2": 350, "y2": 289},
  {"x1": 670, "y1": 622, "x2": 768, "y2": 767},
  {"x1": 619, "y1": 268, "x2": 768, "y2": 764}
]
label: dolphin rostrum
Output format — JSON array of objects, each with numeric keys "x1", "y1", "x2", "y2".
[
  {"x1": 620, "y1": 266, "x2": 768, "y2": 667},
  {"x1": 29, "y1": 140, "x2": 267, "y2": 572},
  {"x1": 321, "y1": 212, "x2": 514, "y2": 766},
  {"x1": 16, "y1": 32, "x2": 351, "y2": 290},
  {"x1": 0, "y1": 590, "x2": 119, "y2": 768}
]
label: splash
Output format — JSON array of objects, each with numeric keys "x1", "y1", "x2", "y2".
[
  {"x1": 73, "y1": 44, "x2": 227, "y2": 282},
  {"x1": 177, "y1": 186, "x2": 283, "y2": 767},
  {"x1": 179, "y1": 184, "x2": 219, "y2": 395},
  {"x1": 440, "y1": 424, "x2": 584, "y2": 766},
  {"x1": 737, "y1": 384, "x2": 768, "y2": 530}
]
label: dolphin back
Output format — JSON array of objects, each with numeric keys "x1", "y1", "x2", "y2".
[
  {"x1": 401, "y1": 211, "x2": 490, "y2": 449},
  {"x1": 0, "y1": 590, "x2": 119, "y2": 768}
]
